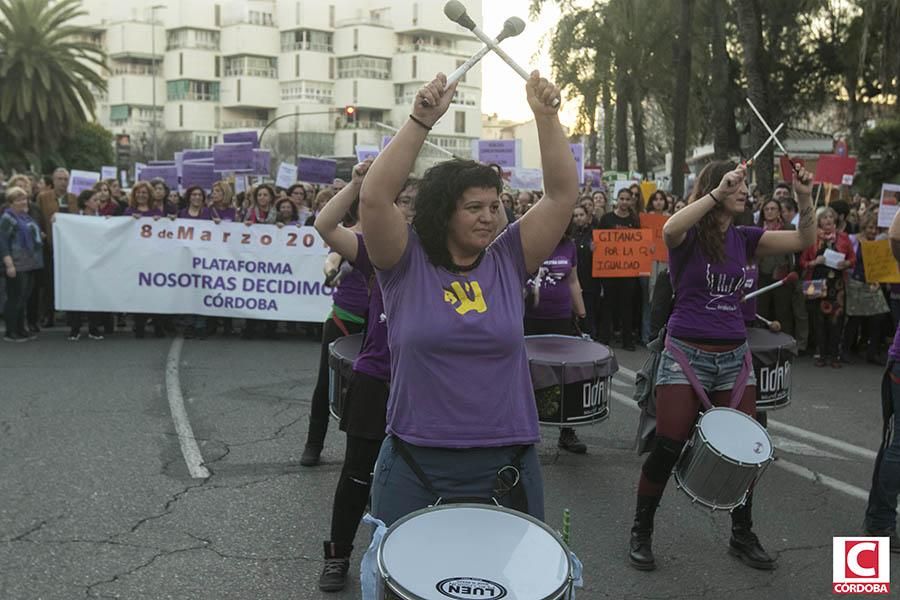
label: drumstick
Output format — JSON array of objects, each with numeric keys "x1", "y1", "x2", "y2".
[
  {"x1": 444, "y1": 0, "x2": 561, "y2": 107},
  {"x1": 744, "y1": 122, "x2": 784, "y2": 168},
  {"x1": 745, "y1": 98, "x2": 799, "y2": 173},
  {"x1": 742, "y1": 272, "x2": 799, "y2": 302},
  {"x1": 755, "y1": 313, "x2": 774, "y2": 327},
  {"x1": 447, "y1": 17, "x2": 525, "y2": 86}
]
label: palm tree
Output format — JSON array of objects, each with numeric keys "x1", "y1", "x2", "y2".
[{"x1": 0, "y1": 0, "x2": 107, "y2": 169}]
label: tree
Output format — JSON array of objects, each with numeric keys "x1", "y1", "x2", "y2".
[
  {"x1": 670, "y1": 0, "x2": 694, "y2": 197},
  {"x1": 57, "y1": 121, "x2": 114, "y2": 171},
  {"x1": 0, "y1": 0, "x2": 107, "y2": 170},
  {"x1": 856, "y1": 119, "x2": 900, "y2": 196}
]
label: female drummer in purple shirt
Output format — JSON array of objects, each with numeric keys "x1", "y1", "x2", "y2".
[
  {"x1": 629, "y1": 160, "x2": 815, "y2": 572},
  {"x1": 359, "y1": 71, "x2": 578, "y2": 526}
]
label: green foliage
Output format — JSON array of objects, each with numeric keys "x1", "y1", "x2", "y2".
[
  {"x1": 0, "y1": 0, "x2": 107, "y2": 171},
  {"x1": 857, "y1": 120, "x2": 900, "y2": 196},
  {"x1": 57, "y1": 121, "x2": 114, "y2": 171}
]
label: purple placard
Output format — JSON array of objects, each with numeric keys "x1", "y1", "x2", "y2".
[
  {"x1": 477, "y1": 140, "x2": 520, "y2": 168},
  {"x1": 182, "y1": 161, "x2": 218, "y2": 191},
  {"x1": 223, "y1": 130, "x2": 260, "y2": 149},
  {"x1": 253, "y1": 149, "x2": 271, "y2": 176},
  {"x1": 570, "y1": 143, "x2": 584, "y2": 185},
  {"x1": 213, "y1": 142, "x2": 255, "y2": 173},
  {"x1": 297, "y1": 157, "x2": 337, "y2": 185},
  {"x1": 182, "y1": 149, "x2": 214, "y2": 162},
  {"x1": 138, "y1": 165, "x2": 179, "y2": 190}
]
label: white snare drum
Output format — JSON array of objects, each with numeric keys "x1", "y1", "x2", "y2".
[
  {"x1": 674, "y1": 408, "x2": 773, "y2": 511},
  {"x1": 378, "y1": 504, "x2": 573, "y2": 600}
]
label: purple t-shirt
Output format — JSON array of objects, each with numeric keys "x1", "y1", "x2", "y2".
[
  {"x1": 377, "y1": 220, "x2": 539, "y2": 448},
  {"x1": 177, "y1": 207, "x2": 211, "y2": 220},
  {"x1": 210, "y1": 206, "x2": 238, "y2": 222},
  {"x1": 525, "y1": 238, "x2": 576, "y2": 320},
  {"x1": 668, "y1": 225, "x2": 765, "y2": 341},
  {"x1": 351, "y1": 235, "x2": 390, "y2": 382},
  {"x1": 332, "y1": 267, "x2": 369, "y2": 318},
  {"x1": 123, "y1": 207, "x2": 163, "y2": 217}
]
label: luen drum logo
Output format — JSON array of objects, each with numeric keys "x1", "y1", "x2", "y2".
[
  {"x1": 833, "y1": 537, "x2": 890, "y2": 595},
  {"x1": 437, "y1": 577, "x2": 508, "y2": 600}
]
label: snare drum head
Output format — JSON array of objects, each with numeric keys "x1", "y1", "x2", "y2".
[
  {"x1": 697, "y1": 408, "x2": 772, "y2": 465},
  {"x1": 379, "y1": 505, "x2": 570, "y2": 600}
]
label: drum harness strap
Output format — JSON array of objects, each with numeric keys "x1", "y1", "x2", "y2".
[
  {"x1": 392, "y1": 438, "x2": 530, "y2": 513},
  {"x1": 663, "y1": 337, "x2": 753, "y2": 411}
]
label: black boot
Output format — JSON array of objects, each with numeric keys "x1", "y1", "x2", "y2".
[
  {"x1": 629, "y1": 495, "x2": 659, "y2": 570},
  {"x1": 300, "y1": 443, "x2": 323, "y2": 467},
  {"x1": 729, "y1": 496, "x2": 776, "y2": 570},
  {"x1": 558, "y1": 427, "x2": 587, "y2": 454},
  {"x1": 319, "y1": 541, "x2": 352, "y2": 592}
]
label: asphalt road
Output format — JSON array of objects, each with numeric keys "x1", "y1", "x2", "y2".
[{"x1": 0, "y1": 328, "x2": 896, "y2": 599}]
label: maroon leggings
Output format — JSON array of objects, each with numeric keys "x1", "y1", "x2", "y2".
[{"x1": 638, "y1": 384, "x2": 757, "y2": 497}]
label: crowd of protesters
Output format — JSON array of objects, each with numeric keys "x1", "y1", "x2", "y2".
[{"x1": 0, "y1": 166, "x2": 895, "y2": 368}]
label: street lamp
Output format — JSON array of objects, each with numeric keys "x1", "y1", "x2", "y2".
[{"x1": 150, "y1": 4, "x2": 165, "y2": 161}]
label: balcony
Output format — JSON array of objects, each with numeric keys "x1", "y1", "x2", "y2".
[
  {"x1": 224, "y1": 66, "x2": 277, "y2": 78},
  {"x1": 335, "y1": 119, "x2": 394, "y2": 130},
  {"x1": 335, "y1": 10, "x2": 391, "y2": 29},
  {"x1": 396, "y1": 43, "x2": 467, "y2": 57},
  {"x1": 280, "y1": 41, "x2": 333, "y2": 53},
  {"x1": 221, "y1": 119, "x2": 268, "y2": 129}
]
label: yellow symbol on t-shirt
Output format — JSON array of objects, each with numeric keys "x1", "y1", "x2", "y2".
[{"x1": 443, "y1": 280, "x2": 487, "y2": 315}]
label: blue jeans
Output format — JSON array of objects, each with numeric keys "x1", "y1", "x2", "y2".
[
  {"x1": 865, "y1": 361, "x2": 900, "y2": 531},
  {"x1": 370, "y1": 436, "x2": 545, "y2": 527},
  {"x1": 656, "y1": 337, "x2": 757, "y2": 391}
]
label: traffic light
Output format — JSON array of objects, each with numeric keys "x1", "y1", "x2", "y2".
[
  {"x1": 115, "y1": 134, "x2": 131, "y2": 168},
  {"x1": 344, "y1": 105, "x2": 357, "y2": 124}
]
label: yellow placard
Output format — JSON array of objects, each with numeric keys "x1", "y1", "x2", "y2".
[
  {"x1": 861, "y1": 239, "x2": 900, "y2": 283},
  {"x1": 639, "y1": 181, "x2": 657, "y2": 205}
]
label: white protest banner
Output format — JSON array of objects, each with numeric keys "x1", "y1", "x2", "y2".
[
  {"x1": 67, "y1": 170, "x2": 101, "y2": 195},
  {"x1": 53, "y1": 214, "x2": 333, "y2": 322},
  {"x1": 275, "y1": 162, "x2": 299, "y2": 189},
  {"x1": 878, "y1": 183, "x2": 900, "y2": 228},
  {"x1": 234, "y1": 175, "x2": 248, "y2": 194},
  {"x1": 120, "y1": 170, "x2": 128, "y2": 188},
  {"x1": 509, "y1": 167, "x2": 544, "y2": 190},
  {"x1": 101, "y1": 166, "x2": 117, "y2": 180}
]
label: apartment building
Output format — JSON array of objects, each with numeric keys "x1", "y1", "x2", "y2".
[{"x1": 74, "y1": 0, "x2": 484, "y2": 163}]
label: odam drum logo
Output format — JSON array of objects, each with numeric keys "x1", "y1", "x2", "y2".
[{"x1": 437, "y1": 577, "x2": 508, "y2": 599}]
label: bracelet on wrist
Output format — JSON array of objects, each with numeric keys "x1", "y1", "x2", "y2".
[
  {"x1": 708, "y1": 191, "x2": 721, "y2": 204},
  {"x1": 408, "y1": 114, "x2": 432, "y2": 131}
]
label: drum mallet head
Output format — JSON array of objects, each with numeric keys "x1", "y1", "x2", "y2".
[{"x1": 443, "y1": 1, "x2": 560, "y2": 108}]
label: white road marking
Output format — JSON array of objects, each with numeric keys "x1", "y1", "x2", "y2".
[
  {"x1": 608, "y1": 389, "x2": 869, "y2": 503},
  {"x1": 612, "y1": 368, "x2": 877, "y2": 461},
  {"x1": 771, "y1": 458, "x2": 869, "y2": 501},
  {"x1": 769, "y1": 436, "x2": 847, "y2": 460},
  {"x1": 165, "y1": 338, "x2": 210, "y2": 479}
]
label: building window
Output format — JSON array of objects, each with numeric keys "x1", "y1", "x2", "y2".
[
  {"x1": 412, "y1": 56, "x2": 417, "y2": 79},
  {"x1": 237, "y1": 79, "x2": 241, "y2": 102},
  {"x1": 167, "y1": 29, "x2": 220, "y2": 51},
  {"x1": 247, "y1": 10, "x2": 275, "y2": 26},
  {"x1": 329, "y1": 57, "x2": 335, "y2": 79},
  {"x1": 280, "y1": 30, "x2": 334, "y2": 52},
  {"x1": 224, "y1": 56, "x2": 277, "y2": 78},
  {"x1": 337, "y1": 56, "x2": 391, "y2": 80},
  {"x1": 454, "y1": 111, "x2": 465, "y2": 133},
  {"x1": 179, "y1": 52, "x2": 183, "y2": 76},
  {"x1": 214, "y1": 56, "x2": 220, "y2": 77},
  {"x1": 280, "y1": 81, "x2": 334, "y2": 103},
  {"x1": 179, "y1": 105, "x2": 184, "y2": 128},
  {"x1": 166, "y1": 80, "x2": 220, "y2": 101},
  {"x1": 295, "y1": 54, "x2": 299, "y2": 77}
]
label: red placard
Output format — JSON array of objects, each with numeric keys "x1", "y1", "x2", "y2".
[
  {"x1": 813, "y1": 154, "x2": 857, "y2": 185},
  {"x1": 779, "y1": 156, "x2": 805, "y2": 183},
  {"x1": 639, "y1": 213, "x2": 669, "y2": 262}
]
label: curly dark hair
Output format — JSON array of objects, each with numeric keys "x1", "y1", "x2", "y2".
[
  {"x1": 413, "y1": 159, "x2": 502, "y2": 269},
  {"x1": 690, "y1": 160, "x2": 736, "y2": 264},
  {"x1": 183, "y1": 186, "x2": 206, "y2": 206}
]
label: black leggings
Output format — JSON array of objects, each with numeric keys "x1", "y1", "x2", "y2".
[
  {"x1": 330, "y1": 435, "x2": 383, "y2": 548},
  {"x1": 304, "y1": 316, "x2": 364, "y2": 449},
  {"x1": 598, "y1": 277, "x2": 638, "y2": 346}
]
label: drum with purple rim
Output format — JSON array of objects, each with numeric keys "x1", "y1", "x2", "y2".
[
  {"x1": 525, "y1": 335, "x2": 618, "y2": 427},
  {"x1": 328, "y1": 333, "x2": 363, "y2": 421},
  {"x1": 747, "y1": 328, "x2": 797, "y2": 412}
]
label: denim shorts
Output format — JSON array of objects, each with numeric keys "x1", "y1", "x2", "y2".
[{"x1": 656, "y1": 336, "x2": 757, "y2": 391}]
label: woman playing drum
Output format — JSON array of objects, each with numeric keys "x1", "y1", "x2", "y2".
[
  {"x1": 359, "y1": 71, "x2": 578, "y2": 526},
  {"x1": 629, "y1": 160, "x2": 816, "y2": 571}
]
